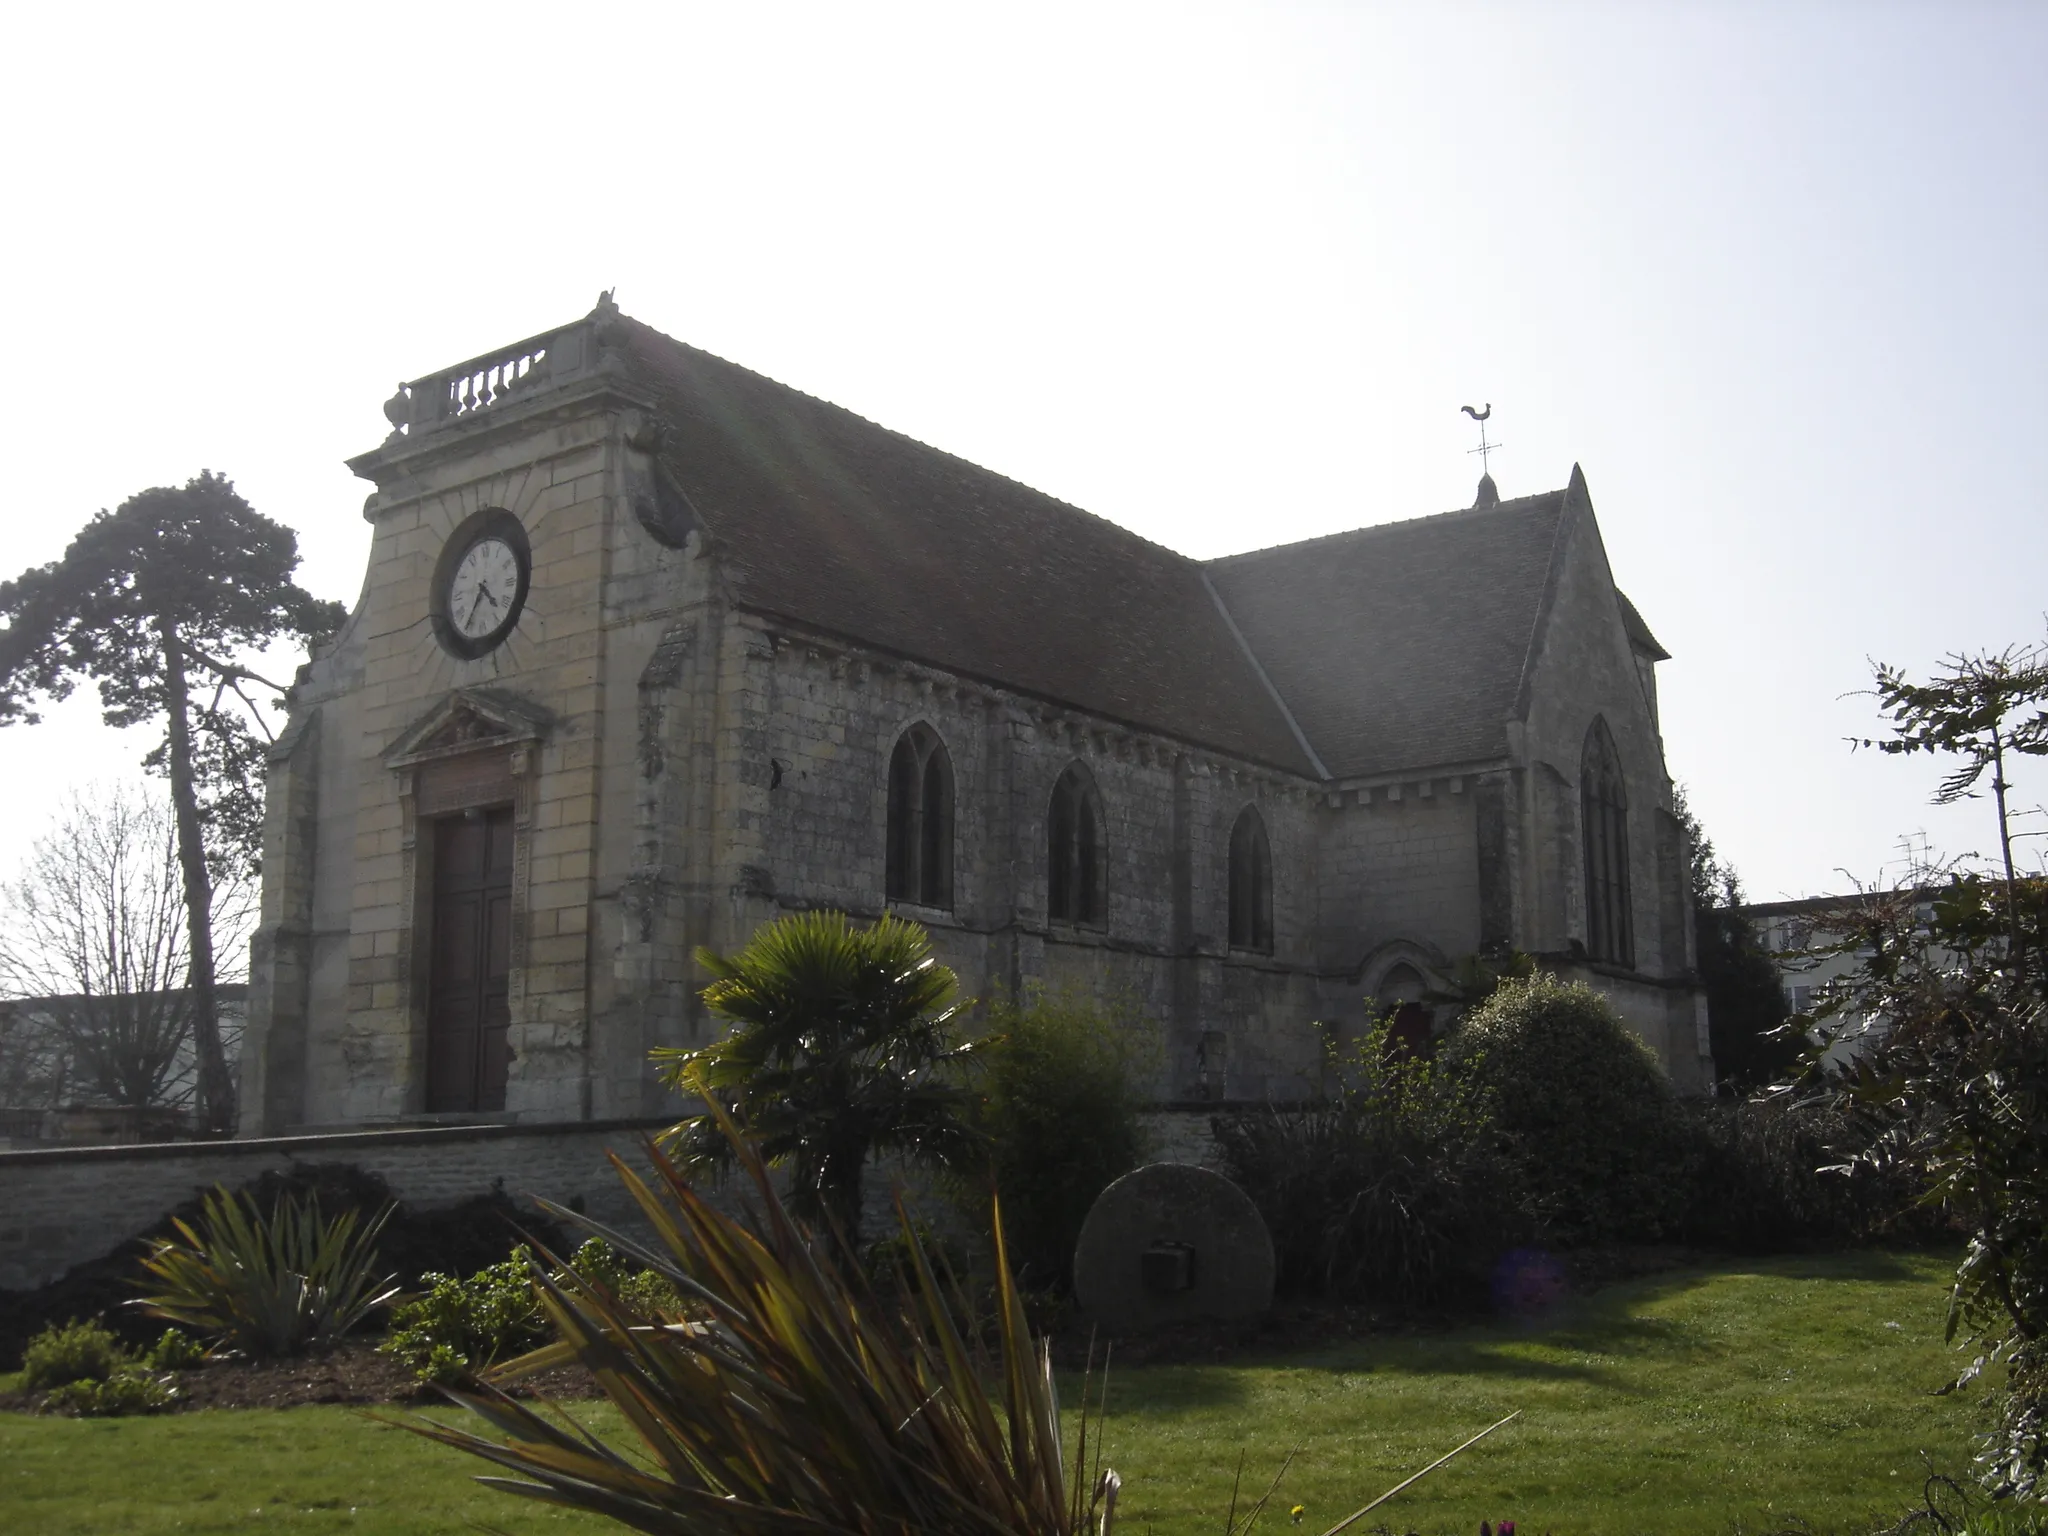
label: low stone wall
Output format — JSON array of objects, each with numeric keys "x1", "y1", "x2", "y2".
[
  {"x1": 0, "y1": 1105, "x2": 1244, "y2": 1294},
  {"x1": 0, "y1": 1119, "x2": 674, "y2": 1293}
]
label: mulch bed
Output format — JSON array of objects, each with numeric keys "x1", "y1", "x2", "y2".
[{"x1": 0, "y1": 1340, "x2": 602, "y2": 1415}]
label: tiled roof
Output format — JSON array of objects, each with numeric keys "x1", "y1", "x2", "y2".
[
  {"x1": 1203, "y1": 490, "x2": 1573, "y2": 778},
  {"x1": 1615, "y1": 589, "x2": 1670, "y2": 660},
  {"x1": 615, "y1": 317, "x2": 1318, "y2": 775}
]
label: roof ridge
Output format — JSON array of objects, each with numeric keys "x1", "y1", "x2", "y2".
[
  {"x1": 618, "y1": 313, "x2": 1208, "y2": 571},
  {"x1": 1205, "y1": 486, "x2": 1569, "y2": 568}
]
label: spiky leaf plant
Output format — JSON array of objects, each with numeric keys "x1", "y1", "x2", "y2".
[
  {"x1": 133, "y1": 1184, "x2": 398, "y2": 1357},
  {"x1": 405, "y1": 1094, "x2": 1121, "y2": 1535}
]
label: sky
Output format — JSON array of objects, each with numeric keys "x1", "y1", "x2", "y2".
[{"x1": 0, "y1": 0, "x2": 2042, "y2": 903}]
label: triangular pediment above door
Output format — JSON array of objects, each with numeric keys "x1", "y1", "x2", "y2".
[{"x1": 382, "y1": 687, "x2": 553, "y2": 769}]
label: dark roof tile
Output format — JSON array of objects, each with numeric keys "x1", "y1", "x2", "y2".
[
  {"x1": 1204, "y1": 493, "x2": 1570, "y2": 778},
  {"x1": 616, "y1": 317, "x2": 1316, "y2": 775}
]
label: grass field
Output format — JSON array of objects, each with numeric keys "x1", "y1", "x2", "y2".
[{"x1": 0, "y1": 1251, "x2": 1993, "y2": 1535}]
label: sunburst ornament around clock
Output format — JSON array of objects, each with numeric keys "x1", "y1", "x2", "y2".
[{"x1": 433, "y1": 513, "x2": 530, "y2": 659}]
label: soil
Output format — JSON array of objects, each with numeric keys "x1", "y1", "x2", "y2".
[{"x1": 0, "y1": 1339, "x2": 601, "y2": 1415}]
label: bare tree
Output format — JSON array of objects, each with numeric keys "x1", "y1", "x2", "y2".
[{"x1": 0, "y1": 782, "x2": 254, "y2": 1119}]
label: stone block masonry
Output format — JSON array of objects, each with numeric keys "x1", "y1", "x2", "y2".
[
  {"x1": 0, "y1": 1120, "x2": 668, "y2": 1293},
  {"x1": 0, "y1": 1106, "x2": 1239, "y2": 1294}
]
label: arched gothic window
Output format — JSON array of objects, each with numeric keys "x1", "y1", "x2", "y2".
[
  {"x1": 1580, "y1": 716, "x2": 1634, "y2": 966},
  {"x1": 1227, "y1": 805, "x2": 1273, "y2": 952},
  {"x1": 1047, "y1": 763, "x2": 1104, "y2": 926},
  {"x1": 886, "y1": 724, "x2": 953, "y2": 909}
]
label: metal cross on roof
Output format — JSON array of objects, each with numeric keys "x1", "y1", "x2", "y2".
[{"x1": 1460, "y1": 403, "x2": 1501, "y2": 475}]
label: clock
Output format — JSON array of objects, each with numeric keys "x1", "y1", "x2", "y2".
[{"x1": 435, "y1": 519, "x2": 529, "y2": 658}]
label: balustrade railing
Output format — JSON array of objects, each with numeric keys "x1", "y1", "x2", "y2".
[{"x1": 384, "y1": 325, "x2": 575, "y2": 438}]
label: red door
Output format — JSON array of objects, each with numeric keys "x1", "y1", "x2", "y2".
[{"x1": 427, "y1": 808, "x2": 513, "y2": 1112}]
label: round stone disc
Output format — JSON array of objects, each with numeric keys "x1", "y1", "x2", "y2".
[{"x1": 1071, "y1": 1163, "x2": 1275, "y2": 1332}]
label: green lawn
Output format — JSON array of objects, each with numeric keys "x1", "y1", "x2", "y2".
[{"x1": 0, "y1": 1251, "x2": 1990, "y2": 1535}]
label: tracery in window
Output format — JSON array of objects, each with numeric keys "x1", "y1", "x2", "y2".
[
  {"x1": 885, "y1": 724, "x2": 954, "y2": 909},
  {"x1": 1227, "y1": 804, "x2": 1273, "y2": 952},
  {"x1": 1047, "y1": 763, "x2": 1104, "y2": 926},
  {"x1": 1580, "y1": 716, "x2": 1634, "y2": 966}
]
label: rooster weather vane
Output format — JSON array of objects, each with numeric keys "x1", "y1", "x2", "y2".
[{"x1": 1461, "y1": 403, "x2": 1500, "y2": 477}]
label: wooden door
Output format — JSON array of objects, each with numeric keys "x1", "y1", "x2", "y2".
[{"x1": 427, "y1": 807, "x2": 514, "y2": 1112}]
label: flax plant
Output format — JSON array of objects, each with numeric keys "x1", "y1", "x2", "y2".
[
  {"x1": 133, "y1": 1185, "x2": 398, "y2": 1357},
  {"x1": 405, "y1": 1093, "x2": 1122, "y2": 1534}
]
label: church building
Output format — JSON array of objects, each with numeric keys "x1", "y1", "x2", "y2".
[{"x1": 238, "y1": 296, "x2": 1711, "y2": 1136}]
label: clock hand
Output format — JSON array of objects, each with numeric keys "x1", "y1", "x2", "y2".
[{"x1": 466, "y1": 583, "x2": 496, "y2": 625}]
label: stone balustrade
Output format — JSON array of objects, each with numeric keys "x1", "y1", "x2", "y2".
[{"x1": 383, "y1": 326, "x2": 576, "y2": 439}]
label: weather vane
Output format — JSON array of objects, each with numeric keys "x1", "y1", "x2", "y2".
[{"x1": 1461, "y1": 403, "x2": 1500, "y2": 476}]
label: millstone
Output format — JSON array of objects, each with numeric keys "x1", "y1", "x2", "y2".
[{"x1": 1071, "y1": 1163, "x2": 1275, "y2": 1332}]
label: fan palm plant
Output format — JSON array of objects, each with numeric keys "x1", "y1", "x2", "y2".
[
  {"x1": 406, "y1": 1094, "x2": 1122, "y2": 1534},
  {"x1": 653, "y1": 910, "x2": 985, "y2": 1243}
]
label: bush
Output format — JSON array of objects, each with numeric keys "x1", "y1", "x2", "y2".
[
  {"x1": 1678, "y1": 1094, "x2": 1941, "y2": 1253},
  {"x1": 134, "y1": 1185, "x2": 399, "y2": 1358},
  {"x1": 382, "y1": 1248, "x2": 550, "y2": 1384},
  {"x1": 138, "y1": 1327, "x2": 207, "y2": 1371},
  {"x1": 40, "y1": 1368, "x2": 177, "y2": 1417},
  {"x1": 970, "y1": 989, "x2": 1154, "y2": 1288},
  {"x1": 566, "y1": 1237, "x2": 690, "y2": 1319},
  {"x1": 1216, "y1": 1022, "x2": 1523, "y2": 1306},
  {"x1": 21, "y1": 1318, "x2": 128, "y2": 1390},
  {"x1": 1448, "y1": 974, "x2": 1695, "y2": 1245}
]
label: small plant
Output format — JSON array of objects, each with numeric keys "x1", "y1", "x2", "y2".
[
  {"x1": 566, "y1": 1237, "x2": 689, "y2": 1318},
  {"x1": 138, "y1": 1327, "x2": 207, "y2": 1371},
  {"x1": 21, "y1": 1318, "x2": 128, "y2": 1390},
  {"x1": 134, "y1": 1184, "x2": 399, "y2": 1357},
  {"x1": 40, "y1": 1368, "x2": 178, "y2": 1417},
  {"x1": 382, "y1": 1249, "x2": 550, "y2": 1384}
]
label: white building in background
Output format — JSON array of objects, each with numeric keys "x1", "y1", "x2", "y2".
[{"x1": 1740, "y1": 893, "x2": 1945, "y2": 1068}]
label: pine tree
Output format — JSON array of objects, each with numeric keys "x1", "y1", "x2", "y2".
[{"x1": 0, "y1": 473, "x2": 343, "y2": 1134}]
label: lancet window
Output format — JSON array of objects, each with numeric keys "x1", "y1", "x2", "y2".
[
  {"x1": 1580, "y1": 716, "x2": 1634, "y2": 966},
  {"x1": 886, "y1": 724, "x2": 954, "y2": 909},
  {"x1": 1047, "y1": 763, "x2": 1105, "y2": 926},
  {"x1": 1227, "y1": 805, "x2": 1273, "y2": 952}
]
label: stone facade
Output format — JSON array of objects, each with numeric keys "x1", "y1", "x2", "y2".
[{"x1": 238, "y1": 300, "x2": 1711, "y2": 1137}]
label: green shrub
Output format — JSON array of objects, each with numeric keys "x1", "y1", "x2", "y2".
[
  {"x1": 1448, "y1": 974, "x2": 1695, "y2": 1245},
  {"x1": 382, "y1": 1248, "x2": 550, "y2": 1383},
  {"x1": 21, "y1": 1318, "x2": 128, "y2": 1390},
  {"x1": 138, "y1": 1327, "x2": 207, "y2": 1371},
  {"x1": 1678, "y1": 1093, "x2": 1938, "y2": 1253},
  {"x1": 1216, "y1": 1021, "x2": 1523, "y2": 1306},
  {"x1": 969, "y1": 989, "x2": 1154, "y2": 1288},
  {"x1": 40, "y1": 1367, "x2": 178, "y2": 1417},
  {"x1": 567, "y1": 1237, "x2": 690, "y2": 1318},
  {"x1": 134, "y1": 1184, "x2": 399, "y2": 1358}
]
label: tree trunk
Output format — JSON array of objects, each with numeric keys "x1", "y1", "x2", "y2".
[{"x1": 158, "y1": 619, "x2": 233, "y2": 1135}]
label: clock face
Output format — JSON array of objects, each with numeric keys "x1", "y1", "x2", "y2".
[{"x1": 446, "y1": 535, "x2": 525, "y2": 646}]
